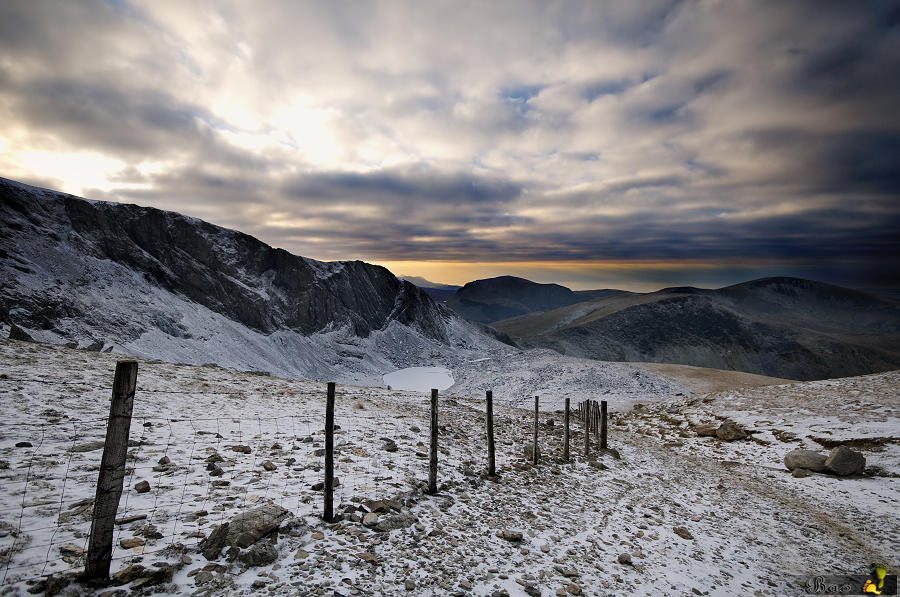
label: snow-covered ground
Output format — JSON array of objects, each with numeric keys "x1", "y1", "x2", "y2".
[
  {"x1": 383, "y1": 367, "x2": 454, "y2": 392},
  {"x1": 0, "y1": 339, "x2": 897, "y2": 596}
]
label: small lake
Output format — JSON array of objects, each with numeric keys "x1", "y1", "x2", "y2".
[{"x1": 383, "y1": 366, "x2": 454, "y2": 392}]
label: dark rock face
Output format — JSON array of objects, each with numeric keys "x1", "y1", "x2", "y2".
[{"x1": 0, "y1": 177, "x2": 447, "y2": 344}]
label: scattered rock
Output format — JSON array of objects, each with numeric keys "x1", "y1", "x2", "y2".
[
  {"x1": 69, "y1": 441, "x2": 106, "y2": 453},
  {"x1": 405, "y1": 579, "x2": 416, "y2": 591},
  {"x1": 784, "y1": 449, "x2": 828, "y2": 472},
  {"x1": 824, "y1": 446, "x2": 866, "y2": 476},
  {"x1": 119, "y1": 537, "x2": 145, "y2": 549},
  {"x1": 111, "y1": 564, "x2": 146, "y2": 585},
  {"x1": 238, "y1": 537, "x2": 278, "y2": 567},
  {"x1": 381, "y1": 438, "x2": 398, "y2": 452},
  {"x1": 524, "y1": 443, "x2": 541, "y2": 461},
  {"x1": 262, "y1": 460, "x2": 277, "y2": 471},
  {"x1": 357, "y1": 551, "x2": 377, "y2": 564},
  {"x1": 694, "y1": 423, "x2": 719, "y2": 437},
  {"x1": 200, "y1": 504, "x2": 293, "y2": 559},
  {"x1": 9, "y1": 324, "x2": 34, "y2": 342},
  {"x1": 673, "y1": 527, "x2": 694, "y2": 540},
  {"x1": 134, "y1": 480, "x2": 151, "y2": 493},
  {"x1": 716, "y1": 420, "x2": 748, "y2": 441},
  {"x1": 617, "y1": 553, "x2": 632, "y2": 566},
  {"x1": 15, "y1": 441, "x2": 32, "y2": 448},
  {"x1": 792, "y1": 468, "x2": 814, "y2": 478},
  {"x1": 231, "y1": 445, "x2": 252, "y2": 454},
  {"x1": 498, "y1": 530, "x2": 524, "y2": 542},
  {"x1": 375, "y1": 513, "x2": 416, "y2": 532},
  {"x1": 362, "y1": 513, "x2": 380, "y2": 528}
]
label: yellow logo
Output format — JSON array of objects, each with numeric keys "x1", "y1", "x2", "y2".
[{"x1": 863, "y1": 564, "x2": 889, "y2": 594}]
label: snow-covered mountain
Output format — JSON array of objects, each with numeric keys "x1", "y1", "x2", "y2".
[{"x1": 0, "y1": 177, "x2": 506, "y2": 385}]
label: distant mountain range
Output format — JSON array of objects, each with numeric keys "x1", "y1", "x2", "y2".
[{"x1": 485, "y1": 277, "x2": 900, "y2": 380}]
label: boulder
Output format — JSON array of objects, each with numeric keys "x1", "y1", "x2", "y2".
[
  {"x1": 783, "y1": 449, "x2": 827, "y2": 472},
  {"x1": 715, "y1": 420, "x2": 748, "y2": 441},
  {"x1": 824, "y1": 446, "x2": 866, "y2": 476},
  {"x1": 201, "y1": 504, "x2": 292, "y2": 559}
]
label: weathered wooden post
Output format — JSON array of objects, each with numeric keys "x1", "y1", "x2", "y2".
[
  {"x1": 532, "y1": 396, "x2": 540, "y2": 465},
  {"x1": 323, "y1": 382, "x2": 335, "y2": 522},
  {"x1": 600, "y1": 400, "x2": 608, "y2": 450},
  {"x1": 584, "y1": 400, "x2": 590, "y2": 457},
  {"x1": 84, "y1": 360, "x2": 138, "y2": 580},
  {"x1": 563, "y1": 397, "x2": 570, "y2": 462},
  {"x1": 486, "y1": 390, "x2": 496, "y2": 477},
  {"x1": 594, "y1": 401, "x2": 600, "y2": 439},
  {"x1": 428, "y1": 388, "x2": 438, "y2": 494}
]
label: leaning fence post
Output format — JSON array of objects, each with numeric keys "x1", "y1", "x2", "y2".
[
  {"x1": 428, "y1": 388, "x2": 438, "y2": 494},
  {"x1": 486, "y1": 390, "x2": 496, "y2": 477},
  {"x1": 84, "y1": 360, "x2": 138, "y2": 580},
  {"x1": 563, "y1": 397, "x2": 570, "y2": 462},
  {"x1": 532, "y1": 396, "x2": 540, "y2": 465},
  {"x1": 600, "y1": 400, "x2": 608, "y2": 450},
  {"x1": 594, "y1": 401, "x2": 600, "y2": 439},
  {"x1": 324, "y1": 382, "x2": 335, "y2": 522}
]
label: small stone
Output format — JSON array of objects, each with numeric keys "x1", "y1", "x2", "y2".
[
  {"x1": 157, "y1": 456, "x2": 171, "y2": 466},
  {"x1": 231, "y1": 445, "x2": 252, "y2": 454},
  {"x1": 617, "y1": 553, "x2": 632, "y2": 566},
  {"x1": 112, "y1": 564, "x2": 146, "y2": 585},
  {"x1": 362, "y1": 513, "x2": 380, "y2": 527},
  {"x1": 566, "y1": 584, "x2": 582, "y2": 596},
  {"x1": 498, "y1": 530, "x2": 524, "y2": 542},
  {"x1": 262, "y1": 460, "x2": 277, "y2": 471},
  {"x1": 715, "y1": 420, "x2": 748, "y2": 441},
  {"x1": 294, "y1": 549, "x2": 309, "y2": 560},
  {"x1": 119, "y1": 537, "x2": 145, "y2": 549},
  {"x1": 792, "y1": 467, "x2": 814, "y2": 478},
  {"x1": 405, "y1": 580, "x2": 416, "y2": 591},
  {"x1": 311, "y1": 531, "x2": 325, "y2": 540},
  {"x1": 15, "y1": 441, "x2": 32, "y2": 448},
  {"x1": 673, "y1": 527, "x2": 693, "y2": 540},
  {"x1": 134, "y1": 480, "x2": 151, "y2": 493}
]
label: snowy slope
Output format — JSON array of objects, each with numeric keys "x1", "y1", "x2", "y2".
[{"x1": 0, "y1": 340, "x2": 896, "y2": 596}]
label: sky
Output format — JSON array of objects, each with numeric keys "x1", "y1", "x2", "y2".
[{"x1": 1, "y1": 1, "x2": 898, "y2": 291}]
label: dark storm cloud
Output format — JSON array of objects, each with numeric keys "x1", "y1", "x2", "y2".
[{"x1": 1, "y1": 0, "x2": 899, "y2": 288}]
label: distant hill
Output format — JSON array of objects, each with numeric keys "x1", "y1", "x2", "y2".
[
  {"x1": 492, "y1": 277, "x2": 900, "y2": 380},
  {"x1": 445, "y1": 275, "x2": 624, "y2": 323}
]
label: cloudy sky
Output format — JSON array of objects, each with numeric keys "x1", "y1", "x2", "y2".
[{"x1": 1, "y1": 1, "x2": 898, "y2": 291}]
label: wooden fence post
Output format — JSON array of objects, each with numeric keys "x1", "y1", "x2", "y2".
[
  {"x1": 600, "y1": 400, "x2": 608, "y2": 450},
  {"x1": 428, "y1": 388, "x2": 438, "y2": 494},
  {"x1": 324, "y1": 382, "x2": 335, "y2": 522},
  {"x1": 532, "y1": 396, "x2": 539, "y2": 465},
  {"x1": 563, "y1": 397, "x2": 570, "y2": 462},
  {"x1": 486, "y1": 390, "x2": 495, "y2": 477},
  {"x1": 584, "y1": 400, "x2": 590, "y2": 457},
  {"x1": 84, "y1": 360, "x2": 138, "y2": 580},
  {"x1": 594, "y1": 401, "x2": 600, "y2": 439}
]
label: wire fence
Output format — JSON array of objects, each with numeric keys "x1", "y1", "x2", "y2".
[{"x1": 0, "y1": 367, "x2": 600, "y2": 589}]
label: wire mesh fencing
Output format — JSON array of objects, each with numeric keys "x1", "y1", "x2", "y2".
[{"x1": 0, "y1": 364, "x2": 606, "y2": 589}]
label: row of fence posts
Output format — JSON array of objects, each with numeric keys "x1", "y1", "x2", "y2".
[{"x1": 79, "y1": 361, "x2": 610, "y2": 580}]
